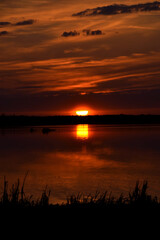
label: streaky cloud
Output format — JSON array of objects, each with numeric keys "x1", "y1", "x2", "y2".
[{"x1": 73, "y1": 1, "x2": 160, "y2": 16}]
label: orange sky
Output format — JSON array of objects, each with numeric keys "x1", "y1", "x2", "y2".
[{"x1": 0, "y1": 0, "x2": 160, "y2": 115}]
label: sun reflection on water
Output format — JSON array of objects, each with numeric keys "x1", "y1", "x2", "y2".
[{"x1": 76, "y1": 124, "x2": 88, "y2": 139}]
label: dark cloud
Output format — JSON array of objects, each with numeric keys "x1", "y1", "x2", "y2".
[
  {"x1": 0, "y1": 22, "x2": 11, "y2": 26},
  {"x1": 15, "y1": 19, "x2": 35, "y2": 26},
  {"x1": 83, "y1": 29, "x2": 103, "y2": 36},
  {"x1": 73, "y1": 1, "x2": 160, "y2": 16},
  {"x1": 61, "y1": 30, "x2": 80, "y2": 37},
  {"x1": 62, "y1": 29, "x2": 103, "y2": 37},
  {"x1": 0, "y1": 20, "x2": 35, "y2": 28},
  {"x1": 0, "y1": 31, "x2": 8, "y2": 36}
]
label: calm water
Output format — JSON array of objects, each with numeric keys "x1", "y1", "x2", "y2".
[{"x1": 0, "y1": 124, "x2": 160, "y2": 204}]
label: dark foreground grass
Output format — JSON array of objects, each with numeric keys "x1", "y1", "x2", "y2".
[{"x1": 0, "y1": 177, "x2": 160, "y2": 210}]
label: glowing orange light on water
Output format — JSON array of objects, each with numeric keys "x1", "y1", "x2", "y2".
[
  {"x1": 76, "y1": 110, "x2": 88, "y2": 116},
  {"x1": 76, "y1": 124, "x2": 88, "y2": 139}
]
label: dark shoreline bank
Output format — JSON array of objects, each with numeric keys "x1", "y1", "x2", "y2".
[{"x1": 1, "y1": 114, "x2": 160, "y2": 127}]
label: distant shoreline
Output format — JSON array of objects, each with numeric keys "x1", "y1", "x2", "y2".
[{"x1": 0, "y1": 114, "x2": 160, "y2": 127}]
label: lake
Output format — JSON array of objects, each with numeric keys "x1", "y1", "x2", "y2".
[{"x1": 0, "y1": 124, "x2": 160, "y2": 204}]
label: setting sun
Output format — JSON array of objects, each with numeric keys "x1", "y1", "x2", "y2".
[{"x1": 76, "y1": 110, "x2": 88, "y2": 116}]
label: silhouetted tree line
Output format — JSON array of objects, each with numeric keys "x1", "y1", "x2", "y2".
[{"x1": 0, "y1": 114, "x2": 160, "y2": 127}]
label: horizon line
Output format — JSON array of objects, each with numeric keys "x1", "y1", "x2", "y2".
[{"x1": 1, "y1": 114, "x2": 160, "y2": 117}]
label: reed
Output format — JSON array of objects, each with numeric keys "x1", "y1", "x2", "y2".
[
  {"x1": 0, "y1": 178, "x2": 159, "y2": 209},
  {"x1": 0, "y1": 176, "x2": 50, "y2": 208},
  {"x1": 65, "y1": 181, "x2": 159, "y2": 209}
]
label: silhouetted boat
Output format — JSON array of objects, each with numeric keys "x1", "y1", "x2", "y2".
[
  {"x1": 30, "y1": 128, "x2": 35, "y2": 133},
  {"x1": 42, "y1": 127, "x2": 55, "y2": 134}
]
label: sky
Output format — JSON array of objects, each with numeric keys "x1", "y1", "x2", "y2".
[{"x1": 0, "y1": 0, "x2": 160, "y2": 115}]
